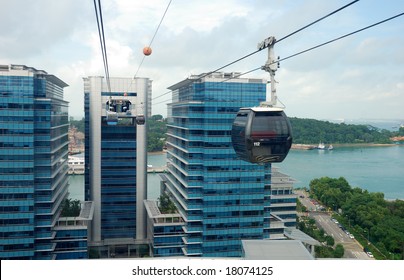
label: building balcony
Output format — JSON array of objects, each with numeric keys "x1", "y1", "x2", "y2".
[
  {"x1": 182, "y1": 236, "x2": 202, "y2": 245},
  {"x1": 35, "y1": 195, "x2": 53, "y2": 202},
  {"x1": 270, "y1": 194, "x2": 297, "y2": 199},
  {"x1": 182, "y1": 247, "x2": 202, "y2": 256},
  {"x1": 270, "y1": 210, "x2": 297, "y2": 216},
  {"x1": 35, "y1": 219, "x2": 52, "y2": 226},
  {"x1": 269, "y1": 220, "x2": 285, "y2": 229},
  {"x1": 183, "y1": 226, "x2": 203, "y2": 233},
  {"x1": 187, "y1": 214, "x2": 202, "y2": 221},
  {"x1": 269, "y1": 203, "x2": 297, "y2": 208},
  {"x1": 35, "y1": 242, "x2": 56, "y2": 252},
  {"x1": 35, "y1": 231, "x2": 57, "y2": 240}
]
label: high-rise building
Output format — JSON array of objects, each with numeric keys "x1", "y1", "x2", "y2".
[
  {"x1": 270, "y1": 168, "x2": 297, "y2": 228},
  {"x1": 0, "y1": 64, "x2": 69, "y2": 259},
  {"x1": 162, "y1": 72, "x2": 272, "y2": 257},
  {"x1": 83, "y1": 76, "x2": 150, "y2": 256},
  {"x1": 144, "y1": 199, "x2": 185, "y2": 257}
]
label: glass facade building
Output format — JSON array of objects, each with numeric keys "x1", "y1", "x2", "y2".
[
  {"x1": 84, "y1": 76, "x2": 149, "y2": 252},
  {"x1": 53, "y1": 201, "x2": 94, "y2": 260},
  {"x1": 163, "y1": 72, "x2": 272, "y2": 257},
  {"x1": 270, "y1": 168, "x2": 297, "y2": 228},
  {"x1": 144, "y1": 199, "x2": 185, "y2": 257},
  {"x1": 0, "y1": 64, "x2": 69, "y2": 259}
]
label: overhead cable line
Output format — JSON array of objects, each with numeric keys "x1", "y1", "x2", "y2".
[
  {"x1": 152, "y1": 90, "x2": 171, "y2": 101},
  {"x1": 93, "y1": 0, "x2": 111, "y2": 93},
  {"x1": 218, "y1": 11, "x2": 404, "y2": 84},
  {"x1": 153, "y1": 98, "x2": 172, "y2": 106},
  {"x1": 133, "y1": 0, "x2": 173, "y2": 79},
  {"x1": 279, "y1": 11, "x2": 404, "y2": 63},
  {"x1": 153, "y1": 6, "x2": 404, "y2": 108},
  {"x1": 276, "y1": 0, "x2": 359, "y2": 44},
  {"x1": 152, "y1": 11, "x2": 404, "y2": 106},
  {"x1": 151, "y1": 0, "x2": 358, "y2": 101},
  {"x1": 149, "y1": 0, "x2": 173, "y2": 48},
  {"x1": 193, "y1": 1, "x2": 359, "y2": 81}
]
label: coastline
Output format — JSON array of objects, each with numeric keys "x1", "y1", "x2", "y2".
[
  {"x1": 292, "y1": 143, "x2": 399, "y2": 150},
  {"x1": 332, "y1": 143, "x2": 398, "y2": 147},
  {"x1": 148, "y1": 150, "x2": 167, "y2": 155}
]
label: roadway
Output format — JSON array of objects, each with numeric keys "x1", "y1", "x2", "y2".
[{"x1": 296, "y1": 189, "x2": 372, "y2": 260}]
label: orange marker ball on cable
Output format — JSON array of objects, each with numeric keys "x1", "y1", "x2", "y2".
[{"x1": 143, "y1": 46, "x2": 152, "y2": 56}]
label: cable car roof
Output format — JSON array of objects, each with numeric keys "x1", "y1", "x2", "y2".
[{"x1": 239, "y1": 106, "x2": 284, "y2": 112}]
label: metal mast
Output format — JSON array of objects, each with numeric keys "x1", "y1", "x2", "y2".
[{"x1": 258, "y1": 36, "x2": 279, "y2": 107}]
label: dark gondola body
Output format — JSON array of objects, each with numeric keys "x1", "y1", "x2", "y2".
[
  {"x1": 105, "y1": 98, "x2": 146, "y2": 125},
  {"x1": 136, "y1": 115, "x2": 145, "y2": 125},
  {"x1": 231, "y1": 107, "x2": 292, "y2": 164}
]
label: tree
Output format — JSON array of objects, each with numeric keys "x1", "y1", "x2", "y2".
[
  {"x1": 398, "y1": 127, "x2": 404, "y2": 136},
  {"x1": 311, "y1": 176, "x2": 404, "y2": 259},
  {"x1": 325, "y1": 235, "x2": 335, "y2": 246},
  {"x1": 61, "y1": 198, "x2": 81, "y2": 217},
  {"x1": 89, "y1": 248, "x2": 100, "y2": 259},
  {"x1": 288, "y1": 117, "x2": 393, "y2": 144},
  {"x1": 334, "y1": 244, "x2": 345, "y2": 258},
  {"x1": 69, "y1": 117, "x2": 85, "y2": 133},
  {"x1": 158, "y1": 193, "x2": 177, "y2": 214},
  {"x1": 315, "y1": 246, "x2": 335, "y2": 258},
  {"x1": 151, "y1": 114, "x2": 163, "y2": 121},
  {"x1": 147, "y1": 115, "x2": 167, "y2": 152}
]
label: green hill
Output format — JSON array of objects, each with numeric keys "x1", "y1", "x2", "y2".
[{"x1": 289, "y1": 117, "x2": 393, "y2": 144}]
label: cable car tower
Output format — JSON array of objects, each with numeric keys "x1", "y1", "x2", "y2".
[
  {"x1": 231, "y1": 36, "x2": 293, "y2": 164},
  {"x1": 260, "y1": 36, "x2": 279, "y2": 107}
]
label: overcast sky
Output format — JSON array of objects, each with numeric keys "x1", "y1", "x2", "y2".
[{"x1": 1, "y1": 0, "x2": 403, "y2": 122}]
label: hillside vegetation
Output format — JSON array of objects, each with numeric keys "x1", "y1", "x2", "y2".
[
  {"x1": 147, "y1": 115, "x2": 167, "y2": 152},
  {"x1": 289, "y1": 117, "x2": 395, "y2": 144},
  {"x1": 310, "y1": 177, "x2": 404, "y2": 260},
  {"x1": 69, "y1": 116, "x2": 403, "y2": 150}
]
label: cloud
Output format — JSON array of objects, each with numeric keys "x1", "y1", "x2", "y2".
[
  {"x1": 1, "y1": 0, "x2": 403, "y2": 120},
  {"x1": 0, "y1": 0, "x2": 91, "y2": 60}
]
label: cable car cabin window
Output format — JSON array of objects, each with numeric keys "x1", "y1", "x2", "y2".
[
  {"x1": 250, "y1": 111, "x2": 289, "y2": 138},
  {"x1": 233, "y1": 112, "x2": 248, "y2": 126},
  {"x1": 106, "y1": 100, "x2": 131, "y2": 113}
]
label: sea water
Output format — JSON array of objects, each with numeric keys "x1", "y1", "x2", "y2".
[{"x1": 69, "y1": 145, "x2": 404, "y2": 201}]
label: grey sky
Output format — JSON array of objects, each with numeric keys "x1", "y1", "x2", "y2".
[{"x1": 1, "y1": 0, "x2": 403, "y2": 121}]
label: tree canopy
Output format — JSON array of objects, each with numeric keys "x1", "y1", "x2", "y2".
[
  {"x1": 158, "y1": 193, "x2": 177, "y2": 214},
  {"x1": 69, "y1": 116, "x2": 401, "y2": 152},
  {"x1": 147, "y1": 115, "x2": 167, "y2": 152},
  {"x1": 310, "y1": 177, "x2": 404, "y2": 259},
  {"x1": 69, "y1": 117, "x2": 85, "y2": 133},
  {"x1": 61, "y1": 198, "x2": 81, "y2": 217},
  {"x1": 289, "y1": 118, "x2": 393, "y2": 144}
]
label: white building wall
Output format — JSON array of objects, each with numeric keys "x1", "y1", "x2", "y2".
[{"x1": 85, "y1": 76, "x2": 150, "y2": 243}]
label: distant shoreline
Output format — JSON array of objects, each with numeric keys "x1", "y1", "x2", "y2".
[
  {"x1": 332, "y1": 143, "x2": 398, "y2": 147},
  {"x1": 292, "y1": 143, "x2": 399, "y2": 150},
  {"x1": 149, "y1": 144, "x2": 400, "y2": 153},
  {"x1": 148, "y1": 150, "x2": 167, "y2": 155}
]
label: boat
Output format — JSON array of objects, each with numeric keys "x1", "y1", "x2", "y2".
[
  {"x1": 291, "y1": 144, "x2": 316, "y2": 150},
  {"x1": 328, "y1": 144, "x2": 334, "y2": 150},
  {"x1": 317, "y1": 142, "x2": 326, "y2": 150},
  {"x1": 68, "y1": 156, "x2": 85, "y2": 175}
]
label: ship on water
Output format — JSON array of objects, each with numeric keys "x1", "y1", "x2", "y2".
[{"x1": 68, "y1": 156, "x2": 84, "y2": 175}]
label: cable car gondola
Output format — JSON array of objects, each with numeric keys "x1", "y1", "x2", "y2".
[
  {"x1": 136, "y1": 115, "x2": 145, "y2": 125},
  {"x1": 231, "y1": 106, "x2": 292, "y2": 164},
  {"x1": 106, "y1": 111, "x2": 118, "y2": 125}
]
